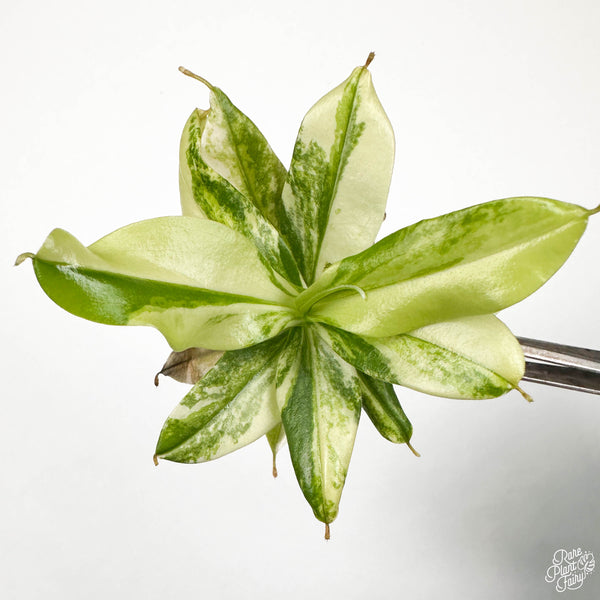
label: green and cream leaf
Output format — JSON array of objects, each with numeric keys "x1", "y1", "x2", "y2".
[
  {"x1": 29, "y1": 217, "x2": 298, "y2": 351},
  {"x1": 278, "y1": 327, "x2": 361, "y2": 524},
  {"x1": 179, "y1": 109, "x2": 209, "y2": 219},
  {"x1": 201, "y1": 87, "x2": 287, "y2": 227},
  {"x1": 358, "y1": 372, "x2": 413, "y2": 445},
  {"x1": 279, "y1": 62, "x2": 394, "y2": 284},
  {"x1": 302, "y1": 197, "x2": 591, "y2": 337},
  {"x1": 181, "y1": 103, "x2": 303, "y2": 287},
  {"x1": 155, "y1": 335, "x2": 289, "y2": 463},
  {"x1": 318, "y1": 315, "x2": 524, "y2": 399}
]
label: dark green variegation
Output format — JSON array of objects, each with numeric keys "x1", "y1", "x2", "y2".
[
  {"x1": 358, "y1": 372, "x2": 413, "y2": 445},
  {"x1": 278, "y1": 327, "x2": 361, "y2": 524},
  {"x1": 20, "y1": 57, "x2": 598, "y2": 534}
]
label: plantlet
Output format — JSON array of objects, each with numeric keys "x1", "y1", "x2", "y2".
[{"x1": 17, "y1": 54, "x2": 598, "y2": 538}]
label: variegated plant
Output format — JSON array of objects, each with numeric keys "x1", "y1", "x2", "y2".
[{"x1": 18, "y1": 54, "x2": 598, "y2": 538}]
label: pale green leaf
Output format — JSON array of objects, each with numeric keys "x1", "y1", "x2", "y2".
[
  {"x1": 301, "y1": 197, "x2": 591, "y2": 336},
  {"x1": 279, "y1": 61, "x2": 394, "y2": 284},
  {"x1": 30, "y1": 217, "x2": 298, "y2": 351},
  {"x1": 155, "y1": 334, "x2": 289, "y2": 463},
  {"x1": 278, "y1": 327, "x2": 361, "y2": 524},
  {"x1": 317, "y1": 315, "x2": 524, "y2": 399}
]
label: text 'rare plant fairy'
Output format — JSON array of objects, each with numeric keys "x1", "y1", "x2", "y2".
[{"x1": 17, "y1": 53, "x2": 599, "y2": 538}]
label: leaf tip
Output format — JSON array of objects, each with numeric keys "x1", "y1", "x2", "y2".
[
  {"x1": 324, "y1": 522, "x2": 331, "y2": 540},
  {"x1": 154, "y1": 372, "x2": 160, "y2": 387},
  {"x1": 14, "y1": 252, "x2": 34, "y2": 266},
  {"x1": 364, "y1": 52, "x2": 375, "y2": 68},
  {"x1": 153, "y1": 454, "x2": 159, "y2": 466},
  {"x1": 406, "y1": 441, "x2": 421, "y2": 457},
  {"x1": 516, "y1": 385, "x2": 534, "y2": 403},
  {"x1": 588, "y1": 203, "x2": 600, "y2": 216},
  {"x1": 178, "y1": 66, "x2": 214, "y2": 90}
]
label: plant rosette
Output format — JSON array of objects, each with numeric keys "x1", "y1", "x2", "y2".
[{"x1": 17, "y1": 53, "x2": 599, "y2": 538}]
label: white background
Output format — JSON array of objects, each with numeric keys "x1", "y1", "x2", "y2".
[{"x1": 2, "y1": 1, "x2": 600, "y2": 598}]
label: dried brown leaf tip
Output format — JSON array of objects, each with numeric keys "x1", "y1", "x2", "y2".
[{"x1": 154, "y1": 348, "x2": 224, "y2": 386}]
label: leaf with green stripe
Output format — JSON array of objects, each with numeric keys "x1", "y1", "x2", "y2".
[
  {"x1": 317, "y1": 315, "x2": 525, "y2": 399},
  {"x1": 179, "y1": 73, "x2": 287, "y2": 225},
  {"x1": 279, "y1": 56, "x2": 394, "y2": 284},
  {"x1": 358, "y1": 372, "x2": 413, "y2": 445},
  {"x1": 301, "y1": 197, "x2": 593, "y2": 337},
  {"x1": 278, "y1": 326, "x2": 361, "y2": 525},
  {"x1": 180, "y1": 104, "x2": 303, "y2": 287},
  {"x1": 25, "y1": 217, "x2": 298, "y2": 351},
  {"x1": 155, "y1": 334, "x2": 289, "y2": 463}
]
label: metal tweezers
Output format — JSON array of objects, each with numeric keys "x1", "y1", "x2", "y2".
[{"x1": 518, "y1": 337, "x2": 600, "y2": 395}]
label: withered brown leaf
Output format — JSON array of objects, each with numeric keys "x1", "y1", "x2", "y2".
[{"x1": 155, "y1": 348, "x2": 224, "y2": 386}]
